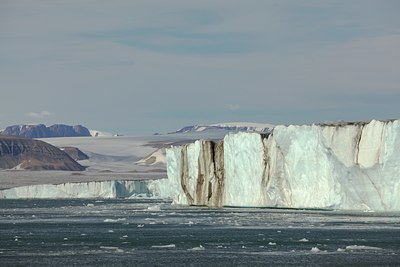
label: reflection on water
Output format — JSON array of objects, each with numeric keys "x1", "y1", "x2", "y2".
[{"x1": 1, "y1": 199, "x2": 400, "y2": 266}]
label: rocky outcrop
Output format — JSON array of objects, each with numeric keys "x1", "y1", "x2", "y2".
[
  {"x1": 1, "y1": 124, "x2": 91, "y2": 138},
  {"x1": 164, "y1": 119, "x2": 400, "y2": 211},
  {"x1": 0, "y1": 135, "x2": 85, "y2": 171},
  {"x1": 60, "y1": 147, "x2": 89, "y2": 161}
]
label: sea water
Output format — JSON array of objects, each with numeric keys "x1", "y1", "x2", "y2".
[{"x1": 1, "y1": 199, "x2": 400, "y2": 266}]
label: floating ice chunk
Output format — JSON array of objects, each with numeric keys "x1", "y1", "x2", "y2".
[
  {"x1": 100, "y1": 246, "x2": 124, "y2": 253},
  {"x1": 188, "y1": 245, "x2": 205, "y2": 251},
  {"x1": 147, "y1": 205, "x2": 161, "y2": 211},
  {"x1": 337, "y1": 248, "x2": 346, "y2": 252},
  {"x1": 299, "y1": 238, "x2": 309, "y2": 242},
  {"x1": 104, "y1": 218, "x2": 126, "y2": 223},
  {"x1": 310, "y1": 247, "x2": 321, "y2": 253},
  {"x1": 345, "y1": 245, "x2": 383, "y2": 251},
  {"x1": 137, "y1": 224, "x2": 144, "y2": 228},
  {"x1": 268, "y1": 242, "x2": 277, "y2": 246},
  {"x1": 151, "y1": 244, "x2": 176, "y2": 248}
]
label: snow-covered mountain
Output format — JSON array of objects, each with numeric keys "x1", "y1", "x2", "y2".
[
  {"x1": 159, "y1": 119, "x2": 400, "y2": 211},
  {"x1": 171, "y1": 122, "x2": 274, "y2": 134},
  {"x1": 1, "y1": 124, "x2": 91, "y2": 138}
]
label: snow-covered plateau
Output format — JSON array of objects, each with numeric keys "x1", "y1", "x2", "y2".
[{"x1": 162, "y1": 119, "x2": 400, "y2": 211}]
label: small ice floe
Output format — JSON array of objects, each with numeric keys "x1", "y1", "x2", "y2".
[
  {"x1": 242, "y1": 245, "x2": 246, "y2": 249},
  {"x1": 299, "y1": 238, "x2": 309, "y2": 242},
  {"x1": 86, "y1": 204, "x2": 94, "y2": 207},
  {"x1": 108, "y1": 230, "x2": 114, "y2": 233},
  {"x1": 63, "y1": 238, "x2": 68, "y2": 241},
  {"x1": 310, "y1": 247, "x2": 321, "y2": 253},
  {"x1": 268, "y1": 242, "x2": 277, "y2": 246},
  {"x1": 100, "y1": 246, "x2": 124, "y2": 253},
  {"x1": 147, "y1": 205, "x2": 161, "y2": 211},
  {"x1": 122, "y1": 235, "x2": 128, "y2": 238},
  {"x1": 137, "y1": 224, "x2": 145, "y2": 228},
  {"x1": 277, "y1": 230, "x2": 281, "y2": 233},
  {"x1": 188, "y1": 245, "x2": 205, "y2": 251},
  {"x1": 337, "y1": 248, "x2": 346, "y2": 252},
  {"x1": 345, "y1": 245, "x2": 383, "y2": 251},
  {"x1": 151, "y1": 244, "x2": 176, "y2": 249},
  {"x1": 104, "y1": 218, "x2": 126, "y2": 223}
]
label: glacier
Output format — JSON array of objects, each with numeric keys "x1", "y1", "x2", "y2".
[
  {"x1": 0, "y1": 180, "x2": 152, "y2": 199},
  {"x1": 163, "y1": 119, "x2": 400, "y2": 211}
]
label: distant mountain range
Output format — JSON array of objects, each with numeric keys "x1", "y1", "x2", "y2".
[
  {"x1": 171, "y1": 122, "x2": 274, "y2": 134},
  {"x1": 0, "y1": 124, "x2": 91, "y2": 138}
]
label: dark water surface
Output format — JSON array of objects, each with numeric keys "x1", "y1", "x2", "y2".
[{"x1": 1, "y1": 199, "x2": 400, "y2": 266}]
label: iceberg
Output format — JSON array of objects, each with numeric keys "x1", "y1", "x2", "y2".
[{"x1": 164, "y1": 119, "x2": 400, "y2": 211}]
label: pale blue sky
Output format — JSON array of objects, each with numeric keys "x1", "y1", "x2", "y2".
[{"x1": 1, "y1": 0, "x2": 399, "y2": 135}]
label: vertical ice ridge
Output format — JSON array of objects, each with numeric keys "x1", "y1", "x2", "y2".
[
  {"x1": 195, "y1": 141, "x2": 214, "y2": 206},
  {"x1": 210, "y1": 140, "x2": 224, "y2": 207},
  {"x1": 354, "y1": 124, "x2": 364, "y2": 166},
  {"x1": 180, "y1": 145, "x2": 194, "y2": 205}
]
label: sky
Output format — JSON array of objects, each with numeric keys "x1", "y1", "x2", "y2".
[{"x1": 1, "y1": 0, "x2": 399, "y2": 135}]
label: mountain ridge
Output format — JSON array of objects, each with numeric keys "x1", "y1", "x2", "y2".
[{"x1": 1, "y1": 124, "x2": 91, "y2": 138}]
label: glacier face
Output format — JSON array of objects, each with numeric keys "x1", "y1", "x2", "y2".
[
  {"x1": 0, "y1": 180, "x2": 152, "y2": 199},
  {"x1": 165, "y1": 119, "x2": 400, "y2": 211}
]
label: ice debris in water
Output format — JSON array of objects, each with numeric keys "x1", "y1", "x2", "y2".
[
  {"x1": 346, "y1": 245, "x2": 383, "y2": 251},
  {"x1": 188, "y1": 245, "x2": 205, "y2": 251},
  {"x1": 100, "y1": 246, "x2": 124, "y2": 253},
  {"x1": 147, "y1": 205, "x2": 161, "y2": 211},
  {"x1": 299, "y1": 238, "x2": 309, "y2": 242},
  {"x1": 103, "y1": 218, "x2": 126, "y2": 223},
  {"x1": 151, "y1": 244, "x2": 176, "y2": 248},
  {"x1": 310, "y1": 247, "x2": 321, "y2": 253}
]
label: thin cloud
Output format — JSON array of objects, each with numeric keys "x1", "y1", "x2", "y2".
[
  {"x1": 226, "y1": 104, "x2": 240, "y2": 111},
  {"x1": 26, "y1": 110, "x2": 53, "y2": 118}
]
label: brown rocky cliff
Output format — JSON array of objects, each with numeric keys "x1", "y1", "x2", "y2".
[{"x1": 0, "y1": 135, "x2": 85, "y2": 171}]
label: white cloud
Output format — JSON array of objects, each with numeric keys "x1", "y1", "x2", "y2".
[
  {"x1": 226, "y1": 104, "x2": 240, "y2": 111},
  {"x1": 26, "y1": 110, "x2": 53, "y2": 118}
]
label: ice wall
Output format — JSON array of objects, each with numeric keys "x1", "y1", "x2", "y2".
[
  {"x1": 0, "y1": 180, "x2": 152, "y2": 199},
  {"x1": 166, "y1": 119, "x2": 400, "y2": 211},
  {"x1": 156, "y1": 140, "x2": 224, "y2": 207}
]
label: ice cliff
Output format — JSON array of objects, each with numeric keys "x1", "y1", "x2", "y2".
[
  {"x1": 0, "y1": 180, "x2": 151, "y2": 199},
  {"x1": 163, "y1": 119, "x2": 400, "y2": 211}
]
